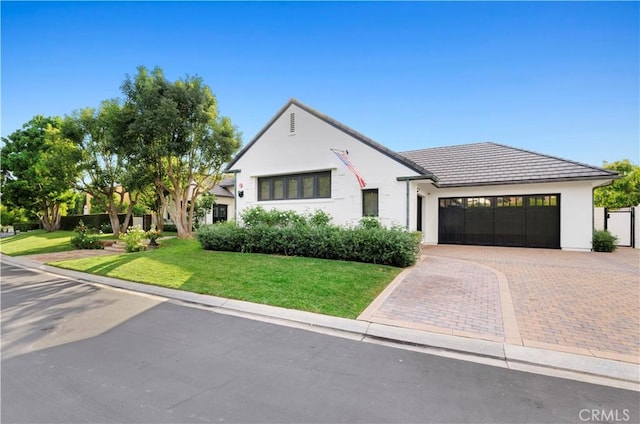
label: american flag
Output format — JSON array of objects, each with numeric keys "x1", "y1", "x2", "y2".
[{"x1": 331, "y1": 149, "x2": 367, "y2": 188}]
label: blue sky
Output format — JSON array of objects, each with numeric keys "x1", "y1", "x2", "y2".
[{"x1": 2, "y1": 1, "x2": 638, "y2": 166}]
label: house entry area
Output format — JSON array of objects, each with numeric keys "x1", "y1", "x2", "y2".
[
  {"x1": 212, "y1": 204, "x2": 228, "y2": 223},
  {"x1": 438, "y1": 194, "x2": 560, "y2": 248}
]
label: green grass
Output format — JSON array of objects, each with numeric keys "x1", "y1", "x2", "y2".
[
  {"x1": 0, "y1": 229, "x2": 116, "y2": 256},
  {"x1": 49, "y1": 238, "x2": 401, "y2": 318}
]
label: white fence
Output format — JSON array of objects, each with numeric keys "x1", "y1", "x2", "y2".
[{"x1": 594, "y1": 206, "x2": 638, "y2": 248}]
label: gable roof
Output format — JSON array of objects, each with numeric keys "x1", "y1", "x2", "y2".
[
  {"x1": 400, "y1": 142, "x2": 618, "y2": 187},
  {"x1": 226, "y1": 98, "x2": 436, "y2": 179}
]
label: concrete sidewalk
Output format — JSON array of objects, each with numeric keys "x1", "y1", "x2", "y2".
[{"x1": 2, "y1": 252, "x2": 638, "y2": 391}]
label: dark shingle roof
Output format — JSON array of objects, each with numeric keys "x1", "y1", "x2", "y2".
[
  {"x1": 400, "y1": 142, "x2": 618, "y2": 187},
  {"x1": 210, "y1": 184, "x2": 234, "y2": 198},
  {"x1": 218, "y1": 176, "x2": 235, "y2": 187}
]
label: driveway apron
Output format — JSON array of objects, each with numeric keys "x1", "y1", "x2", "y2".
[{"x1": 359, "y1": 245, "x2": 640, "y2": 364}]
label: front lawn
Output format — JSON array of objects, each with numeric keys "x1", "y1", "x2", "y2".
[
  {"x1": 49, "y1": 238, "x2": 401, "y2": 318},
  {"x1": 0, "y1": 230, "x2": 83, "y2": 255}
]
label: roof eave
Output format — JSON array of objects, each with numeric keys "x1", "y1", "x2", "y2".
[
  {"x1": 396, "y1": 175, "x2": 439, "y2": 183},
  {"x1": 436, "y1": 175, "x2": 620, "y2": 188}
]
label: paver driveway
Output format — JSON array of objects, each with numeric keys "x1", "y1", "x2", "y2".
[{"x1": 360, "y1": 245, "x2": 640, "y2": 364}]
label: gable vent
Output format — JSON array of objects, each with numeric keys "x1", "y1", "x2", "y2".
[{"x1": 289, "y1": 113, "x2": 296, "y2": 133}]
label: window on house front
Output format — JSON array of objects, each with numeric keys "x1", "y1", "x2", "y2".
[
  {"x1": 466, "y1": 197, "x2": 492, "y2": 208},
  {"x1": 496, "y1": 196, "x2": 523, "y2": 207},
  {"x1": 258, "y1": 171, "x2": 331, "y2": 201},
  {"x1": 362, "y1": 189, "x2": 379, "y2": 217},
  {"x1": 529, "y1": 195, "x2": 558, "y2": 207},
  {"x1": 212, "y1": 204, "x2": 228, "y2": 223}
]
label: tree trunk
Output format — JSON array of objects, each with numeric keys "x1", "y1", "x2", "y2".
[
  {"x1": 41, "y1": 203, "x2": 61, "y2": 232},
  {"x1": 162, "y1": 190, "x2": 192, "y2": 238},
  {"x1": 108, "y1": 209, "x2": 121, "y2": 237},
  {"x1": 154, "y1": 209, "x2": 164, "y2": 232},
  {"x1": 120, "y1": 194, "x2": 138, "y2": 233},
  {"x1": 166, "y1": 201, "x2": 192, "y2": 238},
  {"x1": 105, "y1": 189, "x2": 121, "y2": 236}
]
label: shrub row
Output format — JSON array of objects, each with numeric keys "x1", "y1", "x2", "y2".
[
  {"x1": 196, "y1": 222, "x2": 421, "y2": 267},
  {"x1": 241, "y1": 206, "x2": 332, "y2": 228}
]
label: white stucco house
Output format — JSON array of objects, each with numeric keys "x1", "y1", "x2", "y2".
[{"x1": 225, "y1": 99, "x2": 618, "y2": 251}]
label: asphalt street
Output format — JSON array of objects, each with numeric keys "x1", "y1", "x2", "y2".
[{"x1": 1, "y1": 262, "x2": 638, "y2": 423}]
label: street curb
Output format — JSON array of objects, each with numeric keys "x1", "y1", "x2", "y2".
[{"x1": 2, "y1": 254, "x2": 638, "y2": 390}]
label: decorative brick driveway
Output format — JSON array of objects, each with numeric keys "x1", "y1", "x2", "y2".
[{"x1": 359, "y1": 245, "x2": 640, "y2": 364}]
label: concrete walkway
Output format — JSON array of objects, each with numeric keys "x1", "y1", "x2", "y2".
[{"x1": 2, "y1": 246, "x2": 639, "y2": 390}]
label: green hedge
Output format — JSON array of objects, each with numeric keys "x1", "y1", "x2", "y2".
[
  {"x1": 61, "y1": 214, "x2": 125, "y2": 231},
  {"x1": 162, "y1": 224, "x2": 178, "y2": 233},
  {"x1": 196, "y1": 222, "x2": 421, "y2": 267},
  {"x1": 60, "y1": 214, "x2": 152, "y2": 231},
  {"x1": 13, "y1": 221, "x2": 43, "y2": 232}
]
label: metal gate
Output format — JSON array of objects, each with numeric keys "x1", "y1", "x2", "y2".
[{"x1": 605, "y1": 208, "x2": 635, "y2": 247}]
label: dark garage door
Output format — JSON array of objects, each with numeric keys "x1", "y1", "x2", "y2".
[{"x1": 438, "y1": 194, "x2": 560, "y2": 248}]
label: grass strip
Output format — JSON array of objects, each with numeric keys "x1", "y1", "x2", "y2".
[{"x1": 0, "y1": 230, "x2": 80, "y2": 256}]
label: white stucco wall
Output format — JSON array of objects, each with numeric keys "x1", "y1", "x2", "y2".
[
  {"x1": 228, "y1": 102, "x2": 614, "y2": 252},
  {"x1": 416, "y1": 180, "x2": 601, "y2": 251},
  {"x1": 231, "y1": 103, "x2": 419, "y2": 227}
]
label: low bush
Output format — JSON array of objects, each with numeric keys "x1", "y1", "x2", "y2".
[
  {"x1": 119, "y1": 225, "x2": 147, "y2": 253},
  {"x1": 308, "y1": 209, "x2": 332, "y2": 227},
  {"x1": 359, "y1": 216, "x2": 382, "y2": 230},
  {"x1": 70, "y1": 220, "x2": 104, "y2": 250},
  {"x1": 196, "y1": 222, "x2": 246, "y2": 252},
  {"x1": 592, "y1": 230, "x2": 618, "y2": 252},
  {"x1": 197, "y1": 208, "x2": 421, "y2": 267}
]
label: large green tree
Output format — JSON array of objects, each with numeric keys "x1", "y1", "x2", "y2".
[
  {"x1": 69, "y1": 100, "x2": 154, "y2": 236},
  {"x1": 594, "y1": 159, "x2": 640, "y2": 208},
  {"x1": 118, "y1": 66, "x2": 241, "y2": 238},
  {"x1": 1, "y1": 116, "x2": 83, "y2": 231}
]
